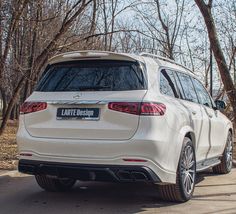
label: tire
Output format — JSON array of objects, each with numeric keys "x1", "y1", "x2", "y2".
[
  {"x1": 213, "y1": 131, "x2": 233, "y2": 174},
  {"x1": 158, "y1": 137, "x2": 196, "y2": 202},
  {"x1": 35, "y1": 175, "x2": 76, "y2": 192}
]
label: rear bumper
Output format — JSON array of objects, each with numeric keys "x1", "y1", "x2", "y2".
[
  {"x1": 19, "y1": 159, "x2": 161, "y2": 183},
  {"x1": 17, "y1": 116, "x2": 178, "y2": 183}
]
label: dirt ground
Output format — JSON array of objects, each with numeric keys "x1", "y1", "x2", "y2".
[
  {"x1": 0, "y1": 122, "x2": 18, "y2": 170},
  {"x1": 0, "y1": 122, "x2": 235, "y2": 170}
]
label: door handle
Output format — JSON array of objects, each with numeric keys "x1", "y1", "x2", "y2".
[{"x1": 192, "y1": 111, "x2": 197, "y2": 115}]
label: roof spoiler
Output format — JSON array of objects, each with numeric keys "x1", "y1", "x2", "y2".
[{"x1": 48, "y1": 50, "x2": 139, "y2": 64}]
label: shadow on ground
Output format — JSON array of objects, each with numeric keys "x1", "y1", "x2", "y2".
[{"x1": 0, "y1": 170, "x2": 236, "y2": 214}]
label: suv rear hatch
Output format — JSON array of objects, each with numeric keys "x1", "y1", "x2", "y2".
[{"x1": 23, "y1": 60, "x2": 148, "y2": 140}]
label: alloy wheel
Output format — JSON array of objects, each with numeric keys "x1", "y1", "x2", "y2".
[
  {"x1": 226, "y1": 134, "x2": 233, "y2": 170},
  {"x1": 180, "y1": 145, "x2": 196, "y2": 195}
]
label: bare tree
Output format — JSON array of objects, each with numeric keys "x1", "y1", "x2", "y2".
[
  {"x1": 195, "y1": 0, "x2": 236, "y2": 124},
  {"x1": 135, "y1": 0, "x2": 186, "y2": 59},
  {"x1": 0, "y1": 0, "x2": 93, "y2": 135},
  {"x1": 155, "y1": 0, "x2": 185, "y2": 59},
  {"x1": 0, "y1": 0, "x2": 29, "y2": 116},
  {"x1": 98, "y1": 0, "x2": 138, "y2": 51},
  {"x1": 1, "y1": 0, "x2": 236, "y2": 135},
  {"x1": 0, "y1": 0, "x2": 29, "y2": 80}
]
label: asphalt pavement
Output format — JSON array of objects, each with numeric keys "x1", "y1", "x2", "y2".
[{"x1": 0, "y1": 169, "x2": 236, "y2": 214}]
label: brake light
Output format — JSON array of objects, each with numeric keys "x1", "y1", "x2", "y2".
[
  {"x1": 108, "y1": 102, "x2": 166, "y2": 116},
  {"x1": 20, "y1": 102, "x2": 47, "y2": 114},
  {"x1": 108, "y1": 102, "x2": 140, "y2": 115},
  {"x1": 140, "y1": 102, "x2": 166, "y2": 116}
]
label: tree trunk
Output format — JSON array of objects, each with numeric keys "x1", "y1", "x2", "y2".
[
  {"x1": 0, "y1": 77, "x2": 25, "y2": 135},
  {"x1": 0, "y1": 0, "x2": 93, "y2": 136},
  {"x1": 16, "y1": 104, "x2": 20, "y2": 120},
  {"x1": 23, "y1": 80, "x2": 30, "y2": 102},
  {"x1": 195, "y1": 0, "x2": 236, "y2": 125},
  {"x1": 0, "y1": 86, "x2": 7, "y2": 117},
  {"x1": 10, "y1": 104, "x2": 16, "y2": 120}
]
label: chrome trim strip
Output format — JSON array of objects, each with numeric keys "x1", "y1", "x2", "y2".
[{"x1": 47, "y1": 100, "x2": 108, "y2": 105}]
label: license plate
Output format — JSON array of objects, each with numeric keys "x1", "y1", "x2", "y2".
[{"x1": 56, "y1": 108, "x2": 99, "y2": 120}]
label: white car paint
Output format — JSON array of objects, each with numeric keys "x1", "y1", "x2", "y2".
[{"x1": 17, "y1": 50, "x2": 233, "y2": 184}]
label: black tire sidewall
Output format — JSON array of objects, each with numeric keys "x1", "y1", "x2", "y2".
[
  {"x1": 35, "y1": 175, "x2": 76, "y2": 191},
  {"x1": 56, "y1": 178, "x2": 76, "y2": 190}
]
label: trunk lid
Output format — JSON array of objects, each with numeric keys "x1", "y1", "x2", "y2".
[
  {"x1": 24, "y1": 91, "x2": 147, "y2": 140},
  {"x1": 23, "y1": 59, "x2": 148, "y2": 140}
]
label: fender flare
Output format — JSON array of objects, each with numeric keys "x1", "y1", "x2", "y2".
[{"x1": 172, "y1": 126, "x2": 195, "y2": 173}]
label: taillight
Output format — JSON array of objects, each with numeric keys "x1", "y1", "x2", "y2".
[
  {"x1": 108, "y1": 102, "x2": 166, "y2": 116},
  {"x1": 140, "y1": 102, "x2": 166, "y2": 116},
  {"x1": 20, "y1": 102, "x2": 47, "y2": 114},
  {"x1": 108, "y1": 102, "x2": 140, "y2": 115}
]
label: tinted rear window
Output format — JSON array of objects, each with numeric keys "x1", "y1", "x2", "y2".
[{"x1": 36, "y1": 60, "x2": 147, "y2": 92}]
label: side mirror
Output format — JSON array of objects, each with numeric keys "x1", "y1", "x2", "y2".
[{"x1": 215, "y1": 100, "x2": 226, "y2": 111}]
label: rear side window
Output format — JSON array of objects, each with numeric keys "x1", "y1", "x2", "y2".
[
  {"x1": 36, "y1": 60, "x2": 147, "y2": 92},
  {"x1": 173, "y1": 71, "x2": 185, "y2": 99},
  {"x1": 176, "y1": 72, "x2": 198, "y2": 103},
  {"x1": 191, "y1": 77, "x2": 213, "y2": 108},
  {"x1": 160, "y1": 69, "x2": 179, "y2": 98}
]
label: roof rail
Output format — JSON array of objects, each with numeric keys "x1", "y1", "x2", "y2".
[{"x1": 140, "y1": 52, "x2": 193, "y2": 73}]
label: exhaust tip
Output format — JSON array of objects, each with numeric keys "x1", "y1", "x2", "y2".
[
  {"x1": 131, "y1": 171, "x2": 148, "y2": 181},
  {"x1": 117, "y1": 170, "x2": 149, "y2": 181},
  {"x1": 117, "y1": 170, "x2": 132, "y2": 181}
]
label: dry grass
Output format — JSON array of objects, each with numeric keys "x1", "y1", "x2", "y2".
[{"x1": 0, "y1": 121, "x2": 18, "y2": 170}]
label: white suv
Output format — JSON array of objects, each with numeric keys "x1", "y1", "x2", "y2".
[{"x1": 17, "y1": 51, "x2": 233, "y2": 202}]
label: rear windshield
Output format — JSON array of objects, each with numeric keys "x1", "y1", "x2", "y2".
[{"x1": 36, "y1": 60, "x2": 147, "y2": 92}]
